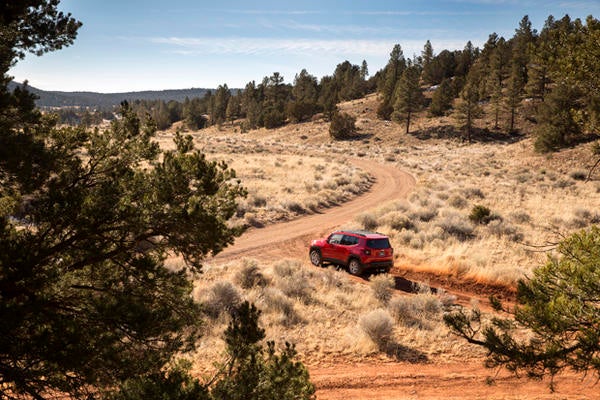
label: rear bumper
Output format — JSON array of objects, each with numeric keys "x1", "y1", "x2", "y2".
[{"x1": 364, "y1": 260, "x2": 393, "y2": 271}]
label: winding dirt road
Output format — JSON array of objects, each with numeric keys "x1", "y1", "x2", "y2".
[
  {"x1": 211, "y1": 158, "x2": 597, "y2": 399},
  {"x1": 214, "y1": 158, "x2": 416, "y2": 263}
]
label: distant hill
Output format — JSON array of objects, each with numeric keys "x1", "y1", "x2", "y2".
[{"x1": 8, "y1": 81, "x2": 212, "y2": 109}]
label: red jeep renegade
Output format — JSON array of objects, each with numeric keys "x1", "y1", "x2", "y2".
[{"x1": 309, "y1": 230, "x2": 393, "y2": 275}]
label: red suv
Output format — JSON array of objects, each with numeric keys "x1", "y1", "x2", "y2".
[{"x1": 309, "y1": 230, "x2": 393, "y2": 275}]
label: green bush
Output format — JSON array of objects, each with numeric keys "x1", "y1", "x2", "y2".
[
  {"x1": 329, "y1": 111, "x2": 356, "y2": 140},
  {"x1": 468, "y1": 205, "x2": 498, "y2": 225}
]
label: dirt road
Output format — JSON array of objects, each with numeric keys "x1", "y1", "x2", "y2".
[
  {"x1": 211, "y1": 158, "x2": 597, "y2": 399},
  {"x1": 214, "y1": 158, "x2": 416, "y2": 262}
]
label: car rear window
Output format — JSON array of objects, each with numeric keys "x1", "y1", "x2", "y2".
[{"x1": 366, "y1": 238, "x2": 390, "y2": 249}]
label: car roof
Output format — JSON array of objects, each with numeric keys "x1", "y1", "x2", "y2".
[{"x1": 335, "y1": 230, "x2": 388, "y2": 238}]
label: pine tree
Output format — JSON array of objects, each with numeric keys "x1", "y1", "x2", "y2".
[
  {"x1": 360, "y1": 59, "x2": 369, "y2": 80},
  {"x1": 429, "y1": 78, "x2": 454, "y2": 117},
  {"x1": 445, "y1": 226, "x2": 600, "y2": 389},
  {"x1": 454, "y1": 74, "x2": 483, "y2": 142},
  {"x1": 421, "y1": 40, "x2": 435, "y2": 85},
  {"x1": 0, "y1": 3, "x2": 251, "y2": 398},
  {"x1": 377, "y1": 44, "x2": 406, "y2": 120},
  {"x1": 392, "y1": 65, "x2": 425, "y2": 133}
]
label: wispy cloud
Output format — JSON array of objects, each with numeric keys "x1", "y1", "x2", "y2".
[
  {"x1": 220, "y1": 9, "x2": 322, "y2": 15},
  {"x1": 150, "y1": 37, "x2": 471, "y2": 58}
]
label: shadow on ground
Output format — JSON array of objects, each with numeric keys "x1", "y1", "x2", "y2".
[{"x1": 410, "y1": 125, "x2": 526, "y2": 144}]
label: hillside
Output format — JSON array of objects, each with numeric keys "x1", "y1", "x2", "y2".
[
  {"x1": 8, "y1": 81, "x2": 213, "y2": 108},
  {"x1": 171, "y1": 93, "x2": 600, "y2": 399}
]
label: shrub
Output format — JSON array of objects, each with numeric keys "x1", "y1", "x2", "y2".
[
  {"x1": 448, "y1": 194, "x2": 468, "y2": 209},
  {"x1": 261, "y1": 288, "x2": 302, "y2": 326},
  {"x1": 263, "y1": 108, "x2": 286, "y2": 129},
  {"x1": 437, "y1": 214, "x2": 474, "y2": 241},
  {"x1": 509, "y1": 211, "x2": 531, "y2": 224},
  {"x1": 381, "y1": 211, "x2": 414, "y2": 231},
  {"x1": 251, "y1": 195, "x2": 267, "y2": 207},
  {"x1": 358, "y1": 309, "x2": 394, "y2": 348},
  {"x1": 462, "y1": 187, "x2": 485, "y2": 199},
  {"x1": 204, "y1": 281, "x2": 242, "y2": 319},
  {"x1": 356, "y1": 212, "x2": 378, "y2": 231},
  {"x1": 469, "y1": 205, "x2": 495, "y2": 225},
  {"x1": 235, "y1": 259, "x2": 267, "y2": 289},
  {"x1": 487, "y1": 220, "x2": 524, "y2": 242},
  {"x1": 272, "y1": 259, "x2": 298, "y2": 277},
  {"x1": 276, "y1": 274, "x2": 314, "y2": 304},
  {"x1": 329, "y1": 111, "x2": 356, "y2": 140},
  {"x1": 388, "y1": 294, "x2": 443, "y2": 330},
  {"x1": 569, "y1": 170, "x2": 587, "y2": 181},
  {"x1": 408, "y1": 207, "x2": 438, "y2": 222},
  {"x1": 370, "y1": 274, "x2": 395, "y2": 305}
]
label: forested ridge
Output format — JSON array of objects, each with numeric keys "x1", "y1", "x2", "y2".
[{"x1": 52, "y1": 14, "x2": 599, "y2": 154}]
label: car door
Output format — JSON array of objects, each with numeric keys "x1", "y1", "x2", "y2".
[
  {"x1": 336, "y1": 234, "x2": 357, "y2": 264},
  {"x1": 321, "y1": 233, "x2": 344, "y2": 262}
]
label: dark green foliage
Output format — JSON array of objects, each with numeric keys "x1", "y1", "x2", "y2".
[
  {"x1": 421, "y1": 40, "x2": 435, "y2": 85},
  {"x1": 445, "y1": 226, "x2": 600, "y2": 388},
  {"x1": 211, "y1": 302, "x2": 315, "y2": 400},
  {"x1": 333, "y1": 61, "x2": 366, "y2": 101},
  {"x1": 329, "y1": 110, "x2": 356, "y2": 140},
  {"x1": 469, "y1": 205, "x2": 498, "y2": 225},
  {"x1": 112, "y1": 303, "x2": 315, "y2": 400},
  {"x1": 377, "y1": 44, "x2": 406, "y2": 120},
  {"x1": 109, "y1": 361, "x2": 210, "y2": 400},
  {"x1": 0, "y1": 102, "x2": 246, "y2": 398},
  {"x1": 534, "y1": 83, "x2": 583, "y2": 153},
  {"x1": 392, "y1": 65, "x2": 425, "y2": 133},
  {"x1": 429, "y1": 79, "x2": 454, "y2": 116},
  {"x1": 287, "y1": 69, "x2": 319, "y2": 122},
  {"x1": 454, "y1": 77, "x2": 483, "y2": 142}
]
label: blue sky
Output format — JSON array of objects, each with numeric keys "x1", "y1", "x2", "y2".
[{"x1": 9, "y1": 0, "x2": 600, "y2": 93}]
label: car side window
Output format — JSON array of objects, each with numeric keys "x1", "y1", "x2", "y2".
[
  {"x1": 341, "y1": 235, "x2": 358, "y2": 245},
  {"x1": 328, "y1": 233, "x2": 343, "y2": 244}
]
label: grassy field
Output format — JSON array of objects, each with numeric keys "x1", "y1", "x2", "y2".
[{"x1": 160, "y1": 93, "x2": 600, "y2": 372}]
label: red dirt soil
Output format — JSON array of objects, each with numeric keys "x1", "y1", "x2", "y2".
[{"x1": 212, "y1": 159, "x2": 599, "y2": 399}]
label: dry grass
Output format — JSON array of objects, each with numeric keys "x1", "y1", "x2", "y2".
[
  {"x1": 192, "y1": 258, "x2": 477, "y2": 372},
  {"x1": 160, "y1": 133, "x2": 373, "y2": 227},
  {"x1": 168, "y1": 92, "x2": 599, "y2": 371}
]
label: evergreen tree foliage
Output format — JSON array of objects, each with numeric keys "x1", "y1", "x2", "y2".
[
  {"x1": 112, "y1": 303, "x2": 315, "y2": 400},
  {"x1": 429, "y1": 78, "x2": 454, "y2": 117},
  {"x1": 360, "y1": 59, "x2": 369, "y2": 80},
  {"x1": 287, "y1": 69, "x2": 319, "y2": 122},
  {"x1": 392, "y1": 65, "x2": 425, "y2": 133},
  {"x1": 454, "y1": 73, "x2": 483, "y2": 142},
  {"x1": 0, "y1": 3, "x2": 257, "y2": 398},
  {"x1": 211, "y1": 302, "x2": 315, "y2": 400},
  {"x1": 534, "y1": 82, "x2": 584, "y2": 152},
  {"x1": 455, "y1": 41, "x2": 478, "y2": 78},
  {"x1": 445, "y1": 226, "x2": 600, "y2": 388},
  {"x1": 377, "y1": 44, "x2": 406, "y2": 120},
  {"x1": 318, "y1": 75, "x2": 338, "y2": 121},
  {"x1": 421, "y1": 40, "x2": 435, "y2": 85},
  {"x1": 487, "y1": 36, "x2": 509, "y2": 129}
]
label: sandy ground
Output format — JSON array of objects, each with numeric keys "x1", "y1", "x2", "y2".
[{"x1": 211, "y1": 158, "x2": 599, "y2": 399}]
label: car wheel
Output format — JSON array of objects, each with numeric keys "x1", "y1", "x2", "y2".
[
  {"x1": 309, "y1": 248, "x2": 322, "y2": 266},
  {"x1": 348, "y1": 258, "x2": 362, "y2": 276}
]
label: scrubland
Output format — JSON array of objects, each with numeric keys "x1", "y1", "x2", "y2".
[{"x1": 161, "y1": 93, "x2": 600, "y2": 370}]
